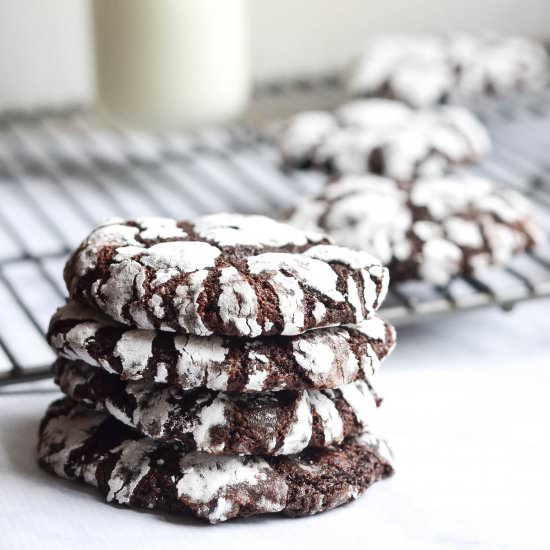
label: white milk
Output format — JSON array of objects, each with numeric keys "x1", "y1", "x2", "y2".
[{"x1": 93, "y1": 0, "x2": 251, "y2": 129}]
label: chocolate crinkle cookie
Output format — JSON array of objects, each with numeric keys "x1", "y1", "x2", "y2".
[
  {"x1": 40, "y1": 212, "x2": 397, "y2": 524},
  {"x1": 38, "y1": 399, "x2": 394, "y2": 524},
  {"x1": 63, "y1": 214, "x2": 389, "y2": 337},
  {"x1": 285, "y1": 174, "x2": 544, "y2": 285},
  {"x1": 54, "y1": 358, "x2": 382, "y2": 456},
  {"x1": 276, "y1": 98, "x2": 490, "y2": 181},
  {"x1": 47, "y1": 301, "x2": 395, "y2": 393},
  {"x1": 344, "y1": 32, "x2": 549, "y2": 107}
]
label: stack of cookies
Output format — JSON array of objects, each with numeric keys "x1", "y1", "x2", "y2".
[{"x1": 38, "y1": 214, "x2": 397, "y2": 524}]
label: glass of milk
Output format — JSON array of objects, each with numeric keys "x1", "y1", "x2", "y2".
[{"x1": 93, "y1": 0, "x2": 251, "y2": 129}]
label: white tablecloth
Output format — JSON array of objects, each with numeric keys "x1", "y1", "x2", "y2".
[{"x1": 1, "y1": 299, "x2": 549, "y2": 550}]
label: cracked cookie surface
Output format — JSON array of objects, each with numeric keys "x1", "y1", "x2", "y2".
[
  {"x1": 285, "y1": 174, "x2": 543, "y2": 285},
  {"x1": 276, "y1": 99, "x2": 490, "y2": 181},
  {"x1": 38, "y1": 398, "x2": 394, "y2": 524},
  {"x1": 48, "y1": 301, "x2": 395, "y2": 392},
  {"x1": 63, "y1": 214, "x2": 389, "y2": 337},
  {"x1": 54, "y1": 358, "x2": 382, "y2": 456}
]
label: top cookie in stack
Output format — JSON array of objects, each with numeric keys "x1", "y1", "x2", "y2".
[
  {"x1": 38, "y1": 213, "x2": 396, "y2": 524},
  {"x1": 63, "y1": 214, "x2": 389, "y2": 336}
]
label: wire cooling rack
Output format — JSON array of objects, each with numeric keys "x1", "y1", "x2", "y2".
[{"x1": 1, "y1": 80, "x2": 550, "y2": 385}]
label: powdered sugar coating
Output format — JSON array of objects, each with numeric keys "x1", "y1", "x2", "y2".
[
  {"x1": 175, "y1": 453, "x2": 284, "y2": 523},
  {"x1": 48, "y1": 301, "x2": 395, "y2": 392},
  {"x1": 55, "y1": 358, "x2": 381, "y2": 456},
  {"x1": 106, "y1": 440, "x2": 156, "y2": 504},
  {"x1": 113, "y1": 331, "x2": 155, "y2": 378},
  {"x1": 135, "y1": 217, "x2": 188, "y2": 240},
  {"x1": 247, "y1": 253, "x2": 344, "y2": 303},
  {"x1": 276, "y1": 111, "x2": 338, "y2": 166},
  {"x1": 64, "y1": 214, "x2": 388, "y2": 337},
  {"x1": 277, "y1": 99, "x2": 490, "y2": 181},
  {"x1": 274, "y1": 392, "x2": 313, "y2": 455},
  {"x1": 286, "y1": 174, "x2": 543, "y2": 285},
  {"x1": 38, "y1": 399, "x2": 394, "y2": 523},
  {"x1": 337, "y1": 99, "x2": 411, "y2": 128},
  {"x1": 345, "y1": 34, "x2": 451, "y2": 108},
  {"x1": 345, "y1": 32, "x2": 549, "y2": 107},
  {"x1": 193, "y1": 213, "x2": 315, "y2": 248},
  {"x1": 38, "y1": 404, "x2": 106, "y2": 479},
  {"x1": 293, "y1": 177, "x2": 411, "y2": 265},
  {"x1": 307, "y1": 391, "x2": 344, "y2": 445}
]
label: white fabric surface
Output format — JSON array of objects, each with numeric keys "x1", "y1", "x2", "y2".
[{"x1": 1, "y1": 299, "x2": 549, "y2": 550}]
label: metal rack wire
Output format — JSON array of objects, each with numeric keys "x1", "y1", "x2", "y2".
[{"x1": 1, "y1": 81, "x2": 550, "y2": 385}]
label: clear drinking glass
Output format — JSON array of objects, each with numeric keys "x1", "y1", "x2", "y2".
[{"x1": 93, "y1": 0, "x2": 251, "y2": 129}]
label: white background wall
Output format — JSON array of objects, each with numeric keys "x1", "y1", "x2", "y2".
[
  {"x1": 0, "y1": 0, "x2": 93, "y2": 108},
  {"x1": 249, "y1": 0, "x2": 550, "y2": 80},
  {"x1": 0, "y1": 0, "x2": 549, "y2": 109}
]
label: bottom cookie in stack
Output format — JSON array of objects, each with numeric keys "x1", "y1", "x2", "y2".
[{"x1": 38, "y1": 398, "x2": 394, "y2": 524}]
